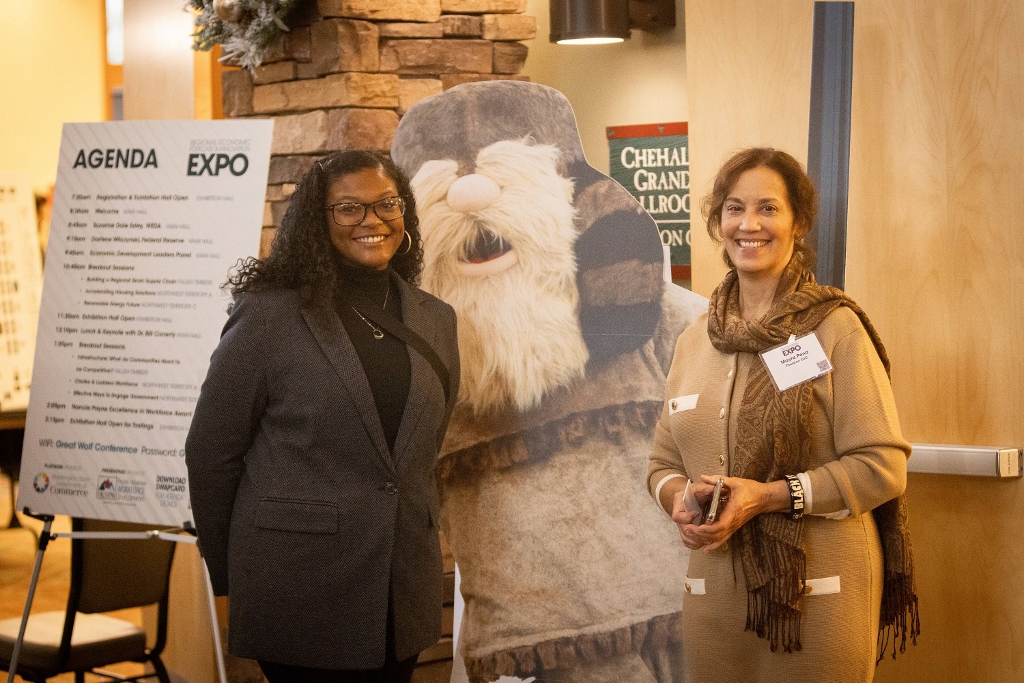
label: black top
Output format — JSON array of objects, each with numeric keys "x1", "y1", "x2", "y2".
[{"x1": 333, "y1": 261, "x2": 411, "y2": 452}]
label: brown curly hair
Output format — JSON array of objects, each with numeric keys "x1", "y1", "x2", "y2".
[
  {"x1": 225, "y1": 150, "x2": 423, "y2": 306},
  {"x1": 702, "y1": 148, "x2": 818, "y2": 269}
]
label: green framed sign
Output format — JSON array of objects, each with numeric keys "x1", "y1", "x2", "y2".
[{"x1": 606, "y1": 122, "x2": 690, "y2": 280}]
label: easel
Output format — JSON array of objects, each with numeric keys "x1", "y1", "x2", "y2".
[{"x1": 5, "y1": 508, "x2": 228, "y2": 683}]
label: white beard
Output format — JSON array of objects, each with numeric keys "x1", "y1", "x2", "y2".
[{"x1": 413, "y1": 139, "x2": 589, "y2": 415}]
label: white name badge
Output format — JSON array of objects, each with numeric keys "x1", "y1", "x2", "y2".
[{"x1": 759, "y1": 332, "x2": 833, "y2": 392}]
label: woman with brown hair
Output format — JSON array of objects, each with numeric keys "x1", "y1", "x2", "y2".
[{"x1": 648, "y1": 148, "x2": 918, "y2": 681}]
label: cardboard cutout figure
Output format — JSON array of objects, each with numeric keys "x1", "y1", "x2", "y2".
[{"x1": 392, "y1": 81, "x2": 707, "y2": 683}]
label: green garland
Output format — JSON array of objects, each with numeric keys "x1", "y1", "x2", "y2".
[{"x1": 188, "y1": 0, "x2": 299, "y2": 71}]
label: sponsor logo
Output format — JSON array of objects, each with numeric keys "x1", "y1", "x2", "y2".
[
  {"x1": 97, "y1": 475, "x2": 146, "y2": 503},
  {"x1": 97, "y1": 476, "x2": 117, "y2": 497},
  {"x1": 37, "y1": 469, "x2": 91, "y2": 497}
]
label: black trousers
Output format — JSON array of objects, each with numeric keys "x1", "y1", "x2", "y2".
[
  {"x1": 258, "y1": 655, "x2": 417, "y2": 683},
  {"x1": 258, "y1": 601, "x2": 418, "y2": 683}
]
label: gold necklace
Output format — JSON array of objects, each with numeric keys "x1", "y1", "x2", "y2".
[{"x1": 351, "y1": 284, "x2": 389, "y2": 340}]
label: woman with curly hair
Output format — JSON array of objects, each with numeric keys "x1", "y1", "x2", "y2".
[{"x1": 186, "y1": 150, "x2": 460, "y2": 683}]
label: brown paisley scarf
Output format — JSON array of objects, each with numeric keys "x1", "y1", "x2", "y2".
[{"x1": 706, "y1": 260, "x2": 919, "y2": 659}]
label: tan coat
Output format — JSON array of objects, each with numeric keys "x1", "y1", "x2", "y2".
[{"x1": 648, "y1": 306, "x2": 911, "y2": 683}]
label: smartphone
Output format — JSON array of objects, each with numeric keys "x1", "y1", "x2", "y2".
[
  {"x1": 682, "y1": 480, "x2": 704, "y2": 526},
  {"x1": 703, "y1": 478, "x2": 725, "y2": 525}
]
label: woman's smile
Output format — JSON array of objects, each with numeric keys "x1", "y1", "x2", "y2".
[{"x1": 353, "y1": 234, "x2": 390, "y2": 244}]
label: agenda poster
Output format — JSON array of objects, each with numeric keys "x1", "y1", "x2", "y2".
[
  {"x1": 18, "y1": 120, "x2": 272, "y2": 526},
  {"x1": 607, "y1": 122, "x2": 690, "y2": 282}
]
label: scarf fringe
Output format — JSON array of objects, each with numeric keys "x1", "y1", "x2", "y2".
[
  {"x1": 876, "y1": 572, "x2": 921, "y2": 662},
  {"x1": 747, "y1": 588, "x2": 803, "y2": 654},
  {"x1": 874, "y1": 494, "x2": 920, "y2": 663},
  {"x1": 463, "y1": 612, "x2": 679, "y2": 683},
  {"x1": 741, "y1": 517, "x2": 807, "y2": 653},
  {"x1": 437, "y1": 401, "x2": 662, "y2": 484}
]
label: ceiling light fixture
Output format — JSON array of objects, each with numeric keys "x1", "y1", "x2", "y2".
[
  {"x1": 550, "y1": 0, "x2": 629, "y2": 44},
  {"x1": 550, "y1": 0, "x2": 676, "y2": 45}
]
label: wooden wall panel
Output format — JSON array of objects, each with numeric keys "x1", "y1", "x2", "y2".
[
  {"x1": 684, "y1": 0, "x2": 814, "y2": 297},
  {"x1": 848, "y1": 2, "x2": 1024, "y2": 681},
  {"x1": 686, "y1": 1, "x2": 1024, "y2": 681},
  {"x1": 847, "y1": 0, "x2": 1024, "y2": 446}
]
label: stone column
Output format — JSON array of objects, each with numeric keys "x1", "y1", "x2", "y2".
[{"x1": 220, "y1": 0, "x2": 536, "y2": 257}]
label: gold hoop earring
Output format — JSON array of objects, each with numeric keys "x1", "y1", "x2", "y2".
[{"x1": 397, "y1": 231, "x2": 412, "y2": 256}]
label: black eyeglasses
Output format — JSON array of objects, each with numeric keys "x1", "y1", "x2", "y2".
[{"x1": 326, "y1": 196, "x2": 406, "y2": 226}]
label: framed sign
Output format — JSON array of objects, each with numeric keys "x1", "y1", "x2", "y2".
[{"x1": 607, "y1": 122, "x2": 690, "y2": 281}]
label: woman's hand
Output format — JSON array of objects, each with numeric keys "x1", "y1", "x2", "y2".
[
  {"x1": 684, "y1": 476, "x2": 791, "y2": 552},
  {"x1": 670, "y1": 480, "x2": 717, "y2": 550}
]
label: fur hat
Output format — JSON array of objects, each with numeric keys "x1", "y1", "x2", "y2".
[
  {"x1": 392, "y1": 81, "x2": 664, "y2": 365},
  {"x1": 392, "y1": 81, "x2": 585, "y2": 175}
]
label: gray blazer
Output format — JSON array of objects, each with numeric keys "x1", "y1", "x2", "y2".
[{"x1": 185, "y1": 274, "x2": 459, "y2": 669}]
